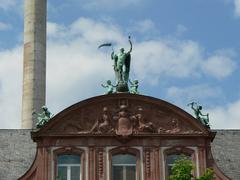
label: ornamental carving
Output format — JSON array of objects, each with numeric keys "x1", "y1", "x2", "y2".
[
  {"x1": 131, "y1": 106, "x2": 155, "y2": 133},
  {"x1": 114, "y1": 104, "x2": 133, "y2": 136},
  {"x1": 35, "y1": 94, "x2": 208, "y2": 136},
  {"x1": 98, "y1": 149, "x2": 104, "y2": 179},
  {"x1": 90, "y1": 107, "x2": 113, "y2": 134},
  {"x1": 88, "y1": 103, "x2": 203, "y2": 136},
  {"x1": 89, "y1": 105, "x2": 158, "y2": 136}
]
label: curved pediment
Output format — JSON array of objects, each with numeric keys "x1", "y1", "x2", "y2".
[{"x1": 33, "y1": 94, "x2": 211, "y2": 139}]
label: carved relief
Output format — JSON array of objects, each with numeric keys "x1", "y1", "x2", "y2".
[
  {"x1": 89, "y1": 105, "x2": 158, "y2": 136},
  {"x1": 98, "y1": 150, "x2": 103, "y2": 178},
  {"x1": 84, "y1": 102, "x2": 202, "y2": 136},
  {"x1": 90, "y1": 107, "x2": 114, "y2": 134},
  {"x1": 145, "y1": 150, "x2": 151, "y2": 177},
  {"x1": 165, "y1": 118, "x2": 181, "y2": 133},
  {"x1": 131, "y1": 106, "x2": 156, "y2": 133},
  {"x1": 114, "y1": 105, "x2": 133, "y2": 136},
  {"x1": 89, "y1": 105, "x2": 160, "y2": 136},
  {"x1": 40, "y1": 95, "x2": 205, "y2": 136}
]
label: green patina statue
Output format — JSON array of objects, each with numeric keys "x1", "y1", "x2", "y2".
[
  {"x1": 188, "y1": 102, "x2": 210, "y2": 128},
  {"x1": 32, "y1": 106, "x2": 53, "y2": 128},
  {"x1": 101, "y1": 80, "x2": 116, "y2": 94},
  {"x1": 99, "y1": 36, "x2": 139, "y2": 94},
  {"x1": 129, "y1": 79, "x2": 139, "y2": 94},
  {"x1": 111, "y1": 36, "x2": 132, "y2": 85}
]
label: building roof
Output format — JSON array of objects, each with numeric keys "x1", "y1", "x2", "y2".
[
  {"x1": 211, "y1": 130, "x2": 240, "y2": 180},
  {"x1": 0, "y1": 130, "x2": 36, "y2": 180},
  {"x1": 0, "y1": 129, "x2": 239, "y2": 180}
]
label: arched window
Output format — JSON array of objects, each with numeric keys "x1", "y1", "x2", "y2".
[
  {"x1": 109, "y1": 147, "x2": 140, "y2": 180},
  {"x1": 166, "y1": 154, "x2": 191, "y2": 178},
  {"x1": 164, "y1": 147, "x2": 195, "y2": 179},
  {"x1": 112, "y1": 154, "x2": 136, "y2": 180},
  {"x1": 54, "y1": 147, "x2": 84, "y2": 180},
  {"x1": 57, "y1": 154, "x2": 81, "y2": 180}
]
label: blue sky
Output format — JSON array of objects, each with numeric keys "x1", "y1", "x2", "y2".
[{"x1": 0, "y1": 0, "x2": 239, "y2": 129}]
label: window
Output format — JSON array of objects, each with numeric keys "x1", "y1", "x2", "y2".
[
  {"x1": 112, "y1": 154, "x2": 136, "y2": 180},
  {"x1": 57, "y1": 154, "x2": 81, "y2": 180},
  {"x1": 164, "y1": 147, "x2": 195, "y2": 180},
  {"x1": 166, "y1": 154, "x2": 191, "y2": 178},
  {"x1": 54, "y1": 147, "x2": 84, "y2": 180}
]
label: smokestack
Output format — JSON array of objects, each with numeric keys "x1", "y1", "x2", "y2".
[{"x1": 21, "y1": 0, "x2": 47, "y2": 128}]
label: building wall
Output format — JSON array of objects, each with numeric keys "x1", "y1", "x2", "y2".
[{"x1": 0, "y1": 129, "x2": 239, "y2": 180}]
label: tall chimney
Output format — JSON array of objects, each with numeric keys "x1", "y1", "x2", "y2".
[{"x1": 21, "y1": 0, "x2": 47, "y2": 128}]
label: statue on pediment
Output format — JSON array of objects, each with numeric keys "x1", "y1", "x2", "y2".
[
  {"x1": 188, "y1": 102, "x2": 210, "y2": 128},
  {"x1": 33, "y1": 106, "x2": 53, "y2": 128},
  {"x1": 129, "y1": 79, "x2": 139, "y2": 94},
  {"x1": 99, "y1": 36, "x2": 138, "y2": 93},
  {"x1": 101, "y1": 80, "x2": 116, "y2": 94}
]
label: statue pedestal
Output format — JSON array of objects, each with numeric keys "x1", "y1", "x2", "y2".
[{"x1": 116, "y1": 82, "x2": 129, "y2": 93}]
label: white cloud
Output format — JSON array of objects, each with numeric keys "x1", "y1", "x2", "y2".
[
  {"x1": 47, "y1": 22, "x2": 66, "y2": 37},
  {"x1": 46, "y1": 17, "x2": 126, "y2": 113},
  {"x1": 132, "y1": 39, "x2": 236, "y2": 84},
  {"x1": 0, "y1": 17, "x2": 238, "y2": 128},
  {"x1": 0, "y1": 46, "x2": 22, "y2": 128},
  {"x1": 234, "y1": 0, "x2": 240, "y2": 16},
  {"x1": 208, "y1": 99, "x2": 240, "y2": 129},
  {"x1": 132, "y1": 40, "x2": 202, "y2": 84},
  {"x1": 166, "y1": 85, "x2": 240, "y2": 129},
  {"x1": 0, "y1": 22, "x2": 11, "y2": 31},
  {"x1": 167, "y1": 84, "x2": 223, "y2": 104},
  {"x1": 203, "y1": 54, "x2": 236, "y2": 79}
]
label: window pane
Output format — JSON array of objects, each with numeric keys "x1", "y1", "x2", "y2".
[
  {"x1": 166, "y1": 154, "x2": 182, "y2": 165},
  {"x1": 112, "y1": 166, "x2": 123, "y2": 180},
  {"x1": 166, "y1": 154, "x2": 191, "y2": 178},
  {"x1": 112, "y1": 154, "x2": 136, "y2": 165},
  {"x1": 112, "y1": 154, "x2": 136, "y2": 180},
  {"x1": 58, "y1": 155, "x2": 81, "y2": 164},
  {"x1": 71, "y1": 166, "x2": 80, "y2": 180},
  {"x1": 126, "y1": 166, "x2": 136, "y2": 180},
  {"x1": 57, "y1": 166, "x2": 67, "y2": 180}
]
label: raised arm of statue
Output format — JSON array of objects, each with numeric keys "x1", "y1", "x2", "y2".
[
  {"x1": 101, "y1": 84, "x2": 107, "y2": 88},
  {"x1": 187, "y1": 102, "x2": 196, "y2": 111},
  {"x1": 128, "y1": 36, "x2": 132, "y2": 54}
]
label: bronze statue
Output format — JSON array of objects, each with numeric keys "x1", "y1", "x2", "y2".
[
  {"x1": 111, "y1": 36, "x2": 132, "y2": 84},
  {"x1": 32, "y1": 106, "x2": 53, "y2": 128},
  {"x1": 101, "y1": 80, "x2": 116, "y2": 94},
  {"x1": 129, "y1": 79, "x2": 139, "y2": 94},
  {"x1": 99, "y1": 36, "x2": 138, "y2": 93},
  {"x1": 188, "y1": 102, "x2": 210, "y2": 128}
]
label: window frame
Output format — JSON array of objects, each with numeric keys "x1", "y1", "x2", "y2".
[
  {"x1": 53, "y1": 147, "x2": 85, "y2": 180},
  {"x1": 164, "y1": 146, "x2": 196, "y2": 179},
  {"x1": 109, "y1": 147, "x2": 141, "y2": 180}
]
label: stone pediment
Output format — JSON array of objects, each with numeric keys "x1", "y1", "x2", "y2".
[{"x1": 33, "y1": 94, "x2": 210, "y2": 138}]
